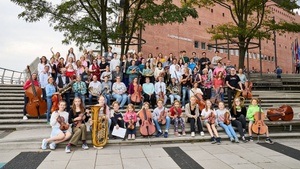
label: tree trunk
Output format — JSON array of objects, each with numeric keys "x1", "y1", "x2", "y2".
[{"x1": 238, "y1": 45, "x2": 246, "y2": 70}]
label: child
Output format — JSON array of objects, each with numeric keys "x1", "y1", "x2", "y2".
[
  {"x1": 41, "y1": 101, "x2": 72, "y2": 150},
  {"x1": 230, "y1": 97, "x2": 247, "y2": 142},
  {"x1": 247, "y1": 98, "x2": 273, "y2": 144},
  {"x1": 216, "y1": 102, "x2": 239, "y2": 143},
  {"x1": 123, "y1": 104, "x2": 137, "y2": 140},
  {"x1": 152, "y1": 99, "x2": 171, "y2": 138},
  {"x1": 201, "y1": 99, "x2": 220, "y2": 144},
  {"x1": 169, "y1": 100, "x2": 185, "y2": 137},
  {"x1": 110, "y1": 101, "x2": 125, "y2": 138}
]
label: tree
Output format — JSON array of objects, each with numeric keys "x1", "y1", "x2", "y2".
[
  {"x1": 11, "y1": 0, "x2": 197, "y2": 55},
  {"x1": 183, "y1": 0, "x2": 300, "y2": 69}
]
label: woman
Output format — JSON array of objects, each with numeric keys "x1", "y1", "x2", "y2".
[
  {"x1": 49, "y1": 57, "x2": 57, "y2": 80},
  {"x1": 65, "y1": 57, "x2": 77, "y2": 70},
  {"x1": 56, "y1": 57, "x2": 65, "y2": 75},
  {"x1": 123, "y1": 104, "x2": 137, "y2": 140},
  {"x1": 128, "y1": 77, "x2": 142, "y2": 105},
  {"x1": 99, "y1": 57, "x2": 109, "y2": 75},
  {"x1": 237, "y1": 68, "x2": 248, "y2": 89},
  {"x1": 191, "y1": 67, "x2": 201, "y2": 87},
  {"x1": 169, "y1": 100, "x2": 185, "y2": 137},
  {"x1": 201, "y1": 99, "x2": 220, "y2": 144},
  {"x1": 247, "y1": 98, "x2": 273, "y2": 144},
  {"x1": 181, "y1": 67, "x2": 192, "y2": 107},
  {"x1": 141, "y1": 61, "x2": 154, "y2": 83},
  {"x1": 45, "y1": 77, "x2": 58, "y2": 123},
  {"x1": 185, "y1": 96, "x2": 204, "y2": 137},
  {"x1": 201, "y1": 68, "x2": 213, "y2": 100},
  {"x1": 216, "y1": 102, "x2": 239, "y2": 143},
  {"x1": 154, "y1": 62, "x2": 164, "y2": 82},
  {"x1": 212, "y1": 71, "x2": 225, "y2": 103},
  {"x1": 112, "y1": 76, "x2": 128, "y2": 109},
  {"x1": 230, "y1": 97, "x2": 247, "y2": 142},
  {"x1": 66, "y1": 47, "x2": 76, "y2": 61},
  {"x1": 65, "y1": 97, "x2": 90, "y2": 153},
  {"x1": 121, "y1": 54, "x2": 130, "y2": 86},
  {"x1": 142, "y1": 77, "x2": 156, "y2": 109},
  {"x1": 38, "y1": 56, "x2": 52, "y2": 75},
  {"x1": 76, "y1": 60, "x2": 85, "y2": 76},
  {"x1": 41, "y1": 101, "x2": 71, "y2": 150},
  {"x1": 89, "y1": 59, "x2": 100, "y2": 81}
]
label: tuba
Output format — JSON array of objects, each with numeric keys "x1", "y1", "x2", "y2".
[{"x1": 90, "y1": 105, "x2": 109, "y2": 148}]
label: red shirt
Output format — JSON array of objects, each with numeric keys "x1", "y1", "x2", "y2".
[
  {"x1": 169, "y1": 106, "x2": 182, "y2": 117},
  {"x1": 23, "y1": 79, "x2": 40, "y2": 90}
]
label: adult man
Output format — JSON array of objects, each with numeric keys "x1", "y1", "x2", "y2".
[
  {"x1": 275, "y1": 66, "x2": 282, "y2": 79},
  {"x1": 88, "y1": 75, "x2": 102, "y2": 105},
  {"x1": 72, "y1": 75, "x2": 87, "y2": 106},
  {"x1": 56, "y1": 68, "x2": 72, "y2": 112},
  {"x1": 225, "y1": 68, "x2": 243, "y2": 108},
  {"x1": 155, "y1": 76, "x2": 167, "y2": 105},
  {"x1": 110, "y1": 53, "x2": 120, "y2": 72},
  {"x1": 39, "y1": 65, "x2": 51, "y2": 100},
  {"x1": 199, "y1": 52, "x2": 211, "y2": 72},
  {"x1": 211, "y1": 51, "x2": 222, "y2": 69}
]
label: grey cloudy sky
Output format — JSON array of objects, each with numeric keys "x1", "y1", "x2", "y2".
[{"x1": 0, "y1": 1, "x2": 84, "y2": 72}]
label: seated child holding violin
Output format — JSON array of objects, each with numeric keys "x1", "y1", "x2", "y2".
[
  {"x1": 246, "y1": 98, "x2": 274, "y2": 144},
  {"x1": 123, "y1": 104, "x2": 137, "y2": 140},
  {"x1": 169, "y1": 100, "x2": 186, "y2": 137}
]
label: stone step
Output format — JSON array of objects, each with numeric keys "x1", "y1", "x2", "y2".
[
  {"x1": 0, "y1": 109, "x2": 23, "y2": 114},
  {"x1": 0, "y1": 90, "x2": 24, "y2": 93},
  {"x1": 0, "y1": 119, "x2": 47, "y2": 124},
  {"x1": 0, "y1": 93, "x2": 24, "y2": 97},
  {"x1": 0, "y1": 101, "x2": 24, "y2": 105},
  {"x1": 0, "y1": 114, "x2": 24, "y2": 119}
]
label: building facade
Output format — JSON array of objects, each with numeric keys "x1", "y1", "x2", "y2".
[{"x1": 140, "y1": 1, "x2": 300, "y2": 73}]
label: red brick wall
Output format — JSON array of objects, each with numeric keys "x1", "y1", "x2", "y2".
[{"x1": 138, "y1": 1, "x2": 300, "y2": 73}]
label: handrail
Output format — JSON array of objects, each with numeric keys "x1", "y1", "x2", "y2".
[{"x1": 0, "y1": 67, "x2": 25, "y2": 84}]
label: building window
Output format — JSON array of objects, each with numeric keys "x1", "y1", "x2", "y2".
[
  {"x1": 268, "y1": 56, "x2": 270, "y2": 61},
  {"x1": 211, "y1": 9, "x2": 213, "y2": 13},
  {"x1": 194, "y1": 41, "x2": 199, "y2": 48},
  {"x1": 184, "y1": 17, "x2": 187, "y2": 21},
  {"x1": 252, "y1": 53, "x2": 256, "y2": 59},
  {"x1": 222, "y1": 13, "x2": 225, "y2": 17},
  {"x1": 211, "y1": 25, "x2": 214, "y2": 28},
  {"x1": 201, "y1": 42, "x2": 206, "y2": 49},
  {"x1": 208, "y1": 45, "x2": 212, "y2": 51},
  {"x1": 235, "y1": 50, "x2": 239, "y2": 56},
  {"x1": 230, "y1": 50, "x2": 234, "y2": 55},
  {"x1": 224, "y1": 48, "x2": 228, "y2": 53},
  {"x1": 271, "y1": 56, "x2": 274, "y2": 61},
  {"x1": 198, "y1": 21, "x2": 201, "y2": 25}
]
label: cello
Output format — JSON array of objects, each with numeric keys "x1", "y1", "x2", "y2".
[
  {"x1": 130, "y1": 77, "x2": 143, "y2": 103},
  {"x1": 267, "y1": 105, "x2": 294, "y2": 121},
  {"x1": 251, "y1": 99, "x2": 267, "y2": 135},
  {"x1": 190, "y1": 88, "x2": 205, "y2": 110},
  {"x1": 25, "y1": 66, "x2": 47, "y2": 117},
  {"x1": 139, "y1": 107, "x2": 156, "y2": 136},
  {"x1": 242, "y1": 81, "x2": 253, "y2": 99}
]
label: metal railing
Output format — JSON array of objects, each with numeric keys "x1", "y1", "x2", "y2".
[{"x1": 0, "y1": 67, "x2": 25, "y2": 84}]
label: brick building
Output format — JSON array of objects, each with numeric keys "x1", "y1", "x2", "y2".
[{"x1": 139, "y1": 1, "x2": 300, "y2": 73}]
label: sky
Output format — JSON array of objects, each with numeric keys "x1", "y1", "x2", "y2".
[{"x1": 0, "y1": 1, "x2": 83, "y2": 72}]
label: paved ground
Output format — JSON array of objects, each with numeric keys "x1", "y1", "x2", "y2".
[{"x1": 1, "y1": 138, "x2": 300, "y2": 169}]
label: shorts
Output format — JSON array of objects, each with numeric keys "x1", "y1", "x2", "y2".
[
  {"x1": 203, "y1": 120, "x2": 217, "y2": 126},
  {"x1": 50, "y1": 127, "x2": 69, "y2": 137}
]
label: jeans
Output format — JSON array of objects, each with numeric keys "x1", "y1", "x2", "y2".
[
  {"x1": 46, "y1": 96, "x2": 52, "y2": 122},
  {"x1": 75, "y1": 93, "x2": 86, "y2": 106},
  {"x1": 103, "y1": 93, "x2": 111, "y2": 106},
  {"x1": 219, "y1": 122, "x2": 237, "y2": 139},
  {"x1": 88, "y1": 94, "x2": 99, "y2": 105},
  {"x1": 169, "y1": 94, "x2": 180, "y2": 105},
  {"x1": 153, "y1": 116, "x2": 171, "y2": 132},
  {"x1": 112, "y1": 93, "x2": 128, "y2": 108},
  {"x1": 125, "y1": 122, "x2": 136, "y2": 135},
  {"x1": 181, "y1": 87, "x2": 189, "y2": 106}
]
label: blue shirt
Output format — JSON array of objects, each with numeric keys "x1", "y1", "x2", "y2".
[
  {"x1": 46, "y1": 84, "x2": 56, "y2": 97},
  {"x1": 142, "y1": 83, "x2": 155, "y2": 95}
]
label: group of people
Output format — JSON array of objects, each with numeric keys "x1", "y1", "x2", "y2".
[{"x1": 21, "y1": 47, "x2": 275, "y2": 153}]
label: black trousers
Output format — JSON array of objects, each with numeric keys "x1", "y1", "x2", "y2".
[
  {"x1": 231, "y1": 115, "x2": 246, "y2": 137},
  {"x1": 23, "y1": 94, "x2": 28, "y2": 115},
  {"x1": 227, "y1": 88, "x2": 237, "y2": 109},
  {"x1": 188, "y1": 117, "x2": 203, "y2": 133},
  {"x1": 143, "y1": 93, "x2": 156, "y2": 108},
  {"x1": 202, "y1": 88, "x2": 212, "y2": 100}
]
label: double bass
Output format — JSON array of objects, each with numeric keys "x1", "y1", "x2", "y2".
[
  {"x1": 251, "y1": 100, "x2": 267, "y2": 135},
  {"x1": 139, "y1": 108, "x2": 156, "y2": 136},
  {"x1": 242, "y1": 81, "x2": 253, "y2": 99},
  {"x1": 25, "y1": 66, "x2": 47, "y2": 118}
]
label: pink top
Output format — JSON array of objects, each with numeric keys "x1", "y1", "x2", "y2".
[
  {"x1": 213, "y1": 78, "x2": 224, "y2": 88},
  {"x1": 213, "y1": 67, "x2": 226, "y2": 77},
  {"x1": 123, "y1": 111, "x2": 137, "y2": 123}
]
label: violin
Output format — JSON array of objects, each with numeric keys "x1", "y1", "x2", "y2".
[
  {"x1": 158, "y1": 83, "x2": 165, "y2": 101},
  {"x1": 224, "y1": 111, "x2": 231, "y2": 125},
  {"x1": 191, "y1": 89, "x2": 205, "y2": 110},
  {"x1": 242, "y1": 81, "x2": 253, "y2": 99},
  {"x1": 25, "y1": 66, "x2": 47, "y2": 117},
  {"x1": 74, "y1": 113, "x2": 84, "y2": 127},
  {"x1": 251, "y1": 102, "x2": 267, "y2": 135},
  {"x1": 139, "y1": 108, "x2": 156, "y2": 136},
  {"x1": 158, "y1": 108, "x2": 167, "y2": 125},
  {"x1": 128, "y1": 119, "x2": 135, "y2": 130},
  {"x1": 51, "y1": 93, "x2": 62, "y2": 112},
  {"x1": 57, "y1": 115, "x2": 69, "y2": 131},
  {"x1": 130, "y1": 84, "x2": 142, "y2": 104},
  {"x1": 208, "y1": 111, "x2": 216, "y2": 124}
]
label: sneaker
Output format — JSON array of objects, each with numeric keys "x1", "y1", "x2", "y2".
[
  {"x1": 155, "y1": 132, "x2": 163, "y2": 137},
  {"x1": 265, "y1": 138, "x2": 274, "y2": 144},
  {"x1": 241, "y1": 136, "x2": 248, "y2": 143},
  {"x1": 211, "y1": 137, "x2": 216, "y2": 144},
  {"x1": 23, "y1": 116, "x2": 28, "y2": 120},
  {"x1": 216, "y1": 137, "x2": 221, "y2": 145},
  {"x1": 182, "y1": 131, "x2": 186, "y2": 136},
  {"x1": 175, "y1": 132, "x2": 181, "y2": 137},
  {"x1": 200, "y1": 131, "x2": 204, "y2": 137},
  {"x1": 230, "y1": 137, "x2": 234, "y2": 142},
  {"x1": 41, "y1": 139, "x2": 47, "y2": 150},
  {"x1": 49, "y1": 142, "x2": 56, "y2": 150},
  {"x1": 235, "y1": 137, "x2": 239, "y2": 143},
  {"x1": 132, "y1": 134, "x2": 136, "y2": 140},
  {"x1": 191, "y1": 132, "x2": 195, "y2": 137},
  {"x1": 128, "y1": 134, "x2": 132, "y2": 140},
  {"x1": 82, "y1": 143, "x2": 89, "y2": 150},
  {"x1": 248, "y1": 136, "x2": 253, "y2": 142},
  {"x1": 65, "y1": 146, "x2": 71, "y2": 153},
  {"x1": 164, "y1": 132, "x2": 168, "y2": 138}
]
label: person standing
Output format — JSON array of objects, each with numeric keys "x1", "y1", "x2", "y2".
[
  {"x1": 225, "y1": 68, "x2": 243, "y2": 109},
  {"x1": 275, "y1": 66, "x2": 282, "y2": 79},
  {"x1": 72, "y1": 75, "x2": 87, "y2": 106},
  {"x1": 199, "y1": 52, "x2": 211, "y2": 72}
]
